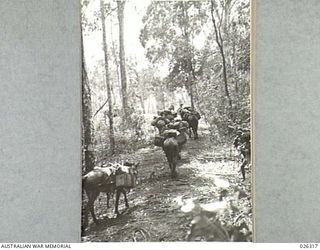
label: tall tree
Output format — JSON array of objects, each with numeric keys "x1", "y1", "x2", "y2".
[
  {"x1": 81, "y1": 29, "x2": 95, "y2": 173},
  {"x1": 193, "y1": 0, "x2": 250, "y2": 138},
  {"x1": 100, "y1": 0, "x2": 115, "y2": 155},
  {"x1": 180, "y1": 1, "x2": 197, "y2": 109},
  {"x1": 117, "y1": 0, "x2": 129, "y2": 120},
  {"x1": 210, "y1": 0, "x2": 232, "y2": 109},
  {"x1": 110, "y1": 16, "x2": 120, "y2": 107}
]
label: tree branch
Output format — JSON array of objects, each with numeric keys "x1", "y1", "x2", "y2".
[
  {"x1": 93, "y1": 97, "x2": 109, "y2": 118},
  {"x1": 105, "y1": 7, "x2": 118, "y2": 17}
]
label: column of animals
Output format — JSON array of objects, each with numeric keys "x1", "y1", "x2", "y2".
[{"x1": 151, "y1": 105, "x2": 201, "y2": 178}]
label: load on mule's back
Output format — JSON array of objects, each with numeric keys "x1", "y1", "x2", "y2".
[
  {"x1": 152, "y1": 106, "x2": 179, "y2": 147},
  {"x1": 151, "y1": 109, "x2": 176, "y2": 134},
  {"x1": 82, "y1": 161, "x2": 139, "y2": 229},
  {"x1": 165, "y1": 118, "x2": 189, "y2": 153},
  {"x1": 152, "y1": 105, "x2": 190, "y2": 178},
  {"x1": 178, "y1": 104, "x2": 201, "y2": 139},
  {"x1": 153, "y1": 116, "x2": 189, "y2": 152}
]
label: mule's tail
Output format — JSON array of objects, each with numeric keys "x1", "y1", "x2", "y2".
[{"x1": 165, "y1": 148, "x2": 178, "y2": 166}]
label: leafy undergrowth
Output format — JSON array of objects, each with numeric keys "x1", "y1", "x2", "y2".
[{"x1": 82, "y1": 126, "x2": 252, "y2": 242}]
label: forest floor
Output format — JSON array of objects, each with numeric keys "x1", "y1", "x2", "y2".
[{"x1": 81, "y1": 124, "x2": 252, "y2": 242}]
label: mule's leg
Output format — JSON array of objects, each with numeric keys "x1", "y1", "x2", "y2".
[
  {"x1": 171, "y1": 161, "x2": 178, "y2": 178},
  {"x1": 86, "y1": 190, "x2": 102, "y2": 225},
  {"x1": 115, "y1": 189, "x2": 121, "y2": 215},
  {"x1": 193, "y1": 122, "x2": 198, "y2": 139},
  {"x1": 88, "y1": 192, "x2": 100, "y2": 225},
  {"x1": 170, "y1": 154, "x2": 178, "y2": 178},
  {"x1": 89, "y1": 201, "x2": 98, "y2": 224},
  {"x1": 170, "y1": 162, "x2": 174, "y2": 177},
  {"x1": 106, "y1": 193, "x2": 110, "y2": 208},
  {"x1": 189, "y1": 127, "x2": 193, "y2": 138},
  {"x1": 123, "y1": 190, "x2": 129, "y2": 208},
  {"x1": 177, "y1": 145, "x2": 182, "y2": 160},
  {"x1": 165, "y1": 153, "x2": 173, "y2": 171}
]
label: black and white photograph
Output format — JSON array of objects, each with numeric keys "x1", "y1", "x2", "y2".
[{"x1": 81, "y1": 0, "x2": 251, "y2": 242}]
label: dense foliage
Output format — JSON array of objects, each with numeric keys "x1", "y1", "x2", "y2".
[
  {"x1": 82, "y1": 0, "x2": 250, "y2": 154},
  {"x1": 140, "y1": 0, "x2": 250, "y2": 143}
]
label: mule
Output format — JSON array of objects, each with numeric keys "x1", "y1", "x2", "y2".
[
  {"x1": 182, "y1": 113, "x2": 199, "y2": 139},
  {"x1": 82, "y1": 162, "x2": 138, "y2": 228},
  {"x1": 163, "y1": 137, "x2": 179, "y2": 178}
]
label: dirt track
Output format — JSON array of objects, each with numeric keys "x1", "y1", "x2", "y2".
[{"x1": 82, "y1": 126, "x2": 252, "y2": 242}]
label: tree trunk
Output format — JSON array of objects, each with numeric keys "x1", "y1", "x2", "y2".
[
  {"x1": 181, "y1": 2, "x2": 196, "y2": 110},
  {"x1": 190, "y1": 61, "x2": 198, "y2": 110},
  {"x1": 137, "y1": 95, "x2": 145, "y2": 113},
  {"x1": 81, "y1": 31, "x2": 95, "y2": 173},
  {"x1": 232, "y1": 40, "x2": 239, "y2": 93},
  {"x1": 117, "y1": 0, "x2": 128, "y2": 120},
  {"x1": 140, "y1": 79, "x2": 146, "y2": 114},
  {"x1": 210, "y1": 0, "x2": 232, "y2": 108},
  {"x1": 110, "y1": 17, "x2": 120, "y2": 107},
  {"x1": 189, "y1": 85, "x2": 194, "y2": 109},
  {"x1": 100, "y1": 0, "x2": 115, "y2": 155},
  {"x1": 155, "y1": 86, "x2": 165, "y2": 110}
]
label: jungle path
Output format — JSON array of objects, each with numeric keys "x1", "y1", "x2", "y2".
[{"x1": 82, "y1": 125, "x2": 252, "y2": 242}]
